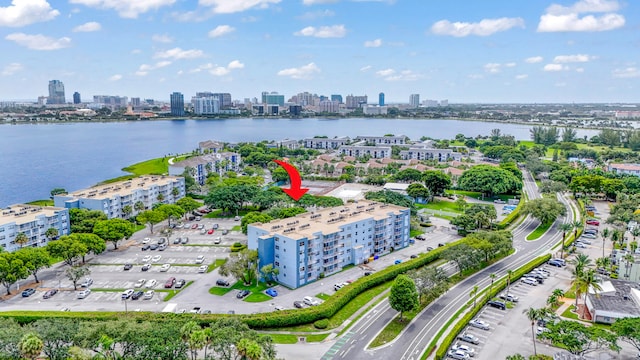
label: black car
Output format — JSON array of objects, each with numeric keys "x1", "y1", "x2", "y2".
[
  {"x1": 131, "y1": 291, "x2": 144, "y2": 300},
  {"x1": 149, "y1": 243, "x2": 159, "y2": 250},
  {"x1": 141, "y1": 244, "x2": 150, "y2": 251},
  {"x1": 364, "y1": 271, "x2": 373, "y2": 276},
  {"x1": 212, "y1": 223, "x2": 219, "y2": 229},
  {"x1": 222, "y1": 229, "x2": 229, "y2": 235},
  {"x1": 124, "y1": 263, "x2": 133, "y2": 270},
  {"x1": 293, "y1": 301, "x2": 304, "y2": 309},
  {"x1": 438, "y1": 243, "x2": 446, "y2": 247},
  {"x1": 216, "y1": 279, "x2": 230, "y2": 287},
  {"x1": 21, "y1": 288, "x2": 36, "y2": 297},
  {"x1": 175, "y1": 279, "x2": 186, "y2": 288},
  {"x1": 43, "y1": 289, "x2": 58, "y2": 299},
  {"x1": 487, "y1": 300, "x2": 507, "y2": 310},
  {"x1": 236, "y1": 290, "x2": 250, "y2": 299},
  {"x1": 426, "y1": 246, "x2": 434, "y2": 251},
  {"x1": 141, "y1": 264, "x2": 152, "y2": 271},
  {"x1": 410, "y1": 254, "x2": 418, "y2": 259}
]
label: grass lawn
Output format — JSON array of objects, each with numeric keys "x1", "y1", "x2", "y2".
[
  {"x1": 417, "y1": 199, "x2": 462, "y2": 213},
  {"x1": 26, "y1": 199, "x2": 54, "y2": 206},
  {"x1": 100, "y1": 155, "x2": 190, "y2": 184},
  {"x1": 245, "y1": 292, "x2": 272, "y2": 302},
  {"x1": 209, "y1": 279, "x2": 270, "y2": 298},
  {"x1": 264, "y1": 334, "x2": 298, "y2": 344},
  {"x1": 316, "y1": 293, "x2": 331, "y2": 301},
  {"x1": 370, "y1": 307, "x2": 421, "y2": 348},
  {"x1": 231, "y1": 225, "x2": 241, "y2": 231},
  {"x1": 445, "y1": 190, "x2": 516, "y2": 202},
  {"x1": 163, "y1": 281, "x2": 193, "y2": 301},
  {"x1": 207, "y1": 259, "x2": 226, "y2": 273},
  {"x1": 561, "y1": 305, "x2": 580, "y2": 320},
  {"x1": 205, "y1": 208, "x2": 257, "y2": 219},
  {"x1": 410, "y1": 229, "x2": 423, "y2": 238},
  {"x1": 526, "y1": 221, "x2": 553, "y2": 241}
]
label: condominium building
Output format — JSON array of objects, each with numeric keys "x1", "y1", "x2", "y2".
[
  {"x1": 169, "y1": 153, "x2": 241, "y2": 185},
  {"x1": 54, "y1": 176, "x2": 185, "y2": 219},
  {"x1": 363, "y1": 105, "x2": 388, "y2": 115},
  {"x1": 399, "y1": 147, "x2": 462, "y2": 162},
  {"x1": 262, "y1": 92, "x2": 285, "y2": 106},
  {"x1": 247, "y1": 200, "x2": 410, "y2": 289},
  {"x1": 93, "y1": 95, "x2": 128, "y2": 109},
  {"x1": 303, "y1": 137, "x2": 350, "y2": 149},
  {"x1": 355, "y1": 135, "x2": 407, "y2": 145},
  {"x1": 338, "y1": 145, "x2": 391, "y2": 159},
  {"x1": 319, "y1": 100, "x2": 340, "y2": 113},
  {"x1": 608, "y1": 163, "x2": 640, "y2": 176},
  {"x1": 0, "y1": 204, "x2": 70, "y2": 252},
  {"x1": 47, "y1": 80, "x2": 66, "y2": 104},
  {"x1": 409, "y1": 94, "x2": 420, "y2": 108},
  {"x1": 345, "y1": 95, "x2": 368, "y2": 109},
  {"x1": 192, "y1": 96, "x2": 220, "y2": 115},
  {"x1": 378, "y1": 92, "x2": 385, "y2": 106},
  {"x1": 198, "y1": 140, "x2": 224, "y2": 153},
  {"x1": 170, "y1": 92, "x2": 185, "y2": 116},
  {"x1": 73, "y1": 92, "x2": 81, "y2": 104}
]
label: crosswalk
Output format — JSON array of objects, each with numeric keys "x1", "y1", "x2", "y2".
[{"x1": 321, "y1": 331, "x2": 355, "y2": 360}]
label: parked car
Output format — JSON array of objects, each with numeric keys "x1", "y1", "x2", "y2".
[
  {"x1": 521, "y1": 277, "x2": 538, "y2": 286},
  {"x1": 274, "y1": 306, "x2": 285, "y2": 311},
  {"x1": 158, "y1": 243, "x2": 167, "y2": 251},
  {"x1": 303, "y1": 296, "x2": 320, "y2": 306},
  {"x1": 149, "y1": 243, "x2": 159, "y2": 250},
  {"x1": 364, "y1": 271, "x2": 373, "y2": 276},
  {"x1": 200, "y1": 228, "x2": 207, "y2": 235},
  {"x1": 293, "y1": 301, "x2": 304, "y2": 309},
  {"x1": 493, "y1": 199, "x2": 506, "y2": 204},
  {"x1": 198, "y1": 265, "x2": 208, "y2": 273},
  {"x1": 80, "y1": 278, "x2": 93, "y2": 287},
  {"x1": 144, "y1": 290, "x2": 154, "y2": 299},
  {"x1": 175, "y1": 279, "x2": 186, "y2": 288},
  {"x1": 447, "y1": 350, "x2": 470, "y2": 360},
  {"x1": 145, "y1": 279, "x2": 157, "y2": 288},
  {"x1": 236, "y1": 290, "x2": 250, "y2": 299},
  {"x1": 173, "y1": 237, "x2": 182, "y2": 244},
  {"x1": 181, "y1": 237, "x2": 189, "y2": 244},
  {"x1": 21, "y1": 288, "x2": 36, "y2": 297},
  {"x1": 190, "y1": 307, "x2": 202, "y2": 314},
  {"x1": 575, "y1": 242, "x2": 587, "y2": 249},
  {"x1": 499, "y1": 293, "x2": 519, "y2": 302},
  {"x1": 222, "y1": 229, "x2": 229, "y2": 235},
  {"x1": 265, "y1": 288, "x2": 278, "y2": 297},
  {"x1": 43, "y1": 289, "x2": 58, "y2": 299},
  {"x1": 141, "y1": 244, "x2": 150, "y2": 251},
  {"x1": 142, "y1": 255, "x2": 152, "y2": 263},
  {"x1": 131, "y1": 290, "x2": 144, "y2": 300},
  {"x1": 451, "y1": 343, "x2": 476, "y2": 357},
  {"x1": 121, "y1": 289, "x2": 135, "y2": 299},
  {"x1": 207, "y1": 229, "x2": 214, "y2": 234},
  {"x1": 469, "y1": 318, "x2": 490, "y2": 330},
  {"x1": 234, "y1": 216, "x2": 240, "y2": 221},
  {"x1": 580, "y1": 233, "x2": 596, "y2": 239},
  {"x1": 141, "y1": 263, "x2": 152, "y2": 271},
  {"x1": 216, "y1": 279, "x2": 230, "y2": 287},
  {"x1": 487, "y1": 300, "x2": 507, "y2": 310},
  {"x1": 394, "y1": 259, "x2": 402, "y2": 265},
  {"x1": 164, "y1": 277, "x2": 176, "y2": 288},
  {"x1": 142, "y1": 238, "x2": 151, "y2": 244},
  {"x1": 548, "y1": 259, "x2": 564, "y2": 267},
  {"x1": 457, "y1": 333, "x2": 480, "y2": 345},
  {"x1": 134, "y1": 279, "x2": 146, "y2": 288},
  {"x1": 76, "y1": 289, "x2": 91, "y2": 299},
  {"x1": 212, "y1": 223, "x2": 219, "y2": 229},
  {"x1": 410, "y1": 254, "x2": 418, "y2": 259},
  {"x1": 124, "y1": 263, "x2": 133, "y2": 270},
  {"x1": 160, "y1": 264, "x2": 171, "y2": 272},
  {"x1": 214, "y1": 237, "x2": 222, "y2": 244},
  {"x1": 195, "y1": 255, "x2": 205, "y2": 264},
  {"x1": 586, "y1": 220, "x2": 600, "y2": 226},
  {"x1": 191, "y1": 224, "x2": 198, "y2": 229},
  {"x1": 151, "y1": 255, "x2": 162, "y2": 263}
]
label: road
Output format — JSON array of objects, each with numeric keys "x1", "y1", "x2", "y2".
[{"x1": 321, "y1": 171, "x2": 579, "y2": 360}]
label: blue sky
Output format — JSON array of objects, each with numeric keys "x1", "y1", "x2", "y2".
[{"x1": 0, "y1": 0, "x2": 638, "y2": 103}]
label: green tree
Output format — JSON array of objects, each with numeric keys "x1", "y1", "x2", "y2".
[
  {"x1": 241, "y1": 212, "x2": 274, "y2": 234},
  {"x1": 538, "y1": 320, "x2": 619, "y2": 356},
  {"x1": 45, "y1": 227, "x2": 59, "y2": 241},
  {"x1": 0, "y1": 253, "x2": 28, "y2": 295},
  {"x1": 521, "y1": 198, "x2": 567, "y2": 225},
  {"x1": 219, "y1": 249, "x2": 259, "y2": 285},
  {"x1": 14, "y1": 247, "x2": 51, "y2": 283},
  {"x1": 18, "y1": 333, "x2": 43, "y2": 360},
  {"x1": 121, "y1": 205, "x2": 132, "y2": 219},
  {"x1": 0, "y1": 318, "x2": 25, "y2": 359},
  {"x1": 92, "y1": 219, "x2": 134, "y2": 250},
  {"x1": 74, "y1": 233, "x2": 106, "y2": 263},
  {"x1": 260, "y1": 263, "x2": 280, "y2": 284},
  {"x1": 33, "y1": 318, "x2": 79, "y2": 360},
  {"x1": 559, "y1": 222, "x2": 574, "y2": 260},
  {"x1": 422, "y1": 170, "x2": 452, "y2": 196},
  {"x1": 65, "y1": 266, "x2": 90, "y2": 290},
  {"x1": 389, "y1": 274, "x2": 419, "y2": 322},
  {"x1": 562, "y1": 127, "x2": 578, "y2": 142},
  {"x1": 505, "y1": 354, "x2": 526, "y2": 360},
  {"x1": 134, "y1": 201, "x2": 145, "y2": 213},
  {"x1": 14, "y1": 232, "x2": 29, "y2": 248},
  {"x1": 50, "y1": 188, "x2": 67, "y2": 197},
  {"x1": 523, "y1": 307, "x2": 546, "y2": 356},
  {"x1": 406, "y1": 183, "x2": 430, "y2": 201},
  {"x1": 69, "y1": 209, "x2": 108, "y2": 233},
  {"x1": 136, "y1": 210, "x2": 166, "y2": 234},
  {"x1": 470, "y1": 285, "x2": 479, "y2": 308},
  {"x1": 611, "y1": 317, "x2": 640, "y2": 353},
  {"x1": 205, "y1": 184, "x2": 260, "y2": 214},
  {"x1": 271, "y1": 166, "x2": 290, "y2": 184},
  {"x1": 176, "y1": 197, "x2": 201, "y2": 218},
  {"x1": 46, "y1": 236, "x2": 88, "y2": 266},
  {"x1": 455, "y1": 197, "x2": 467, "y2": 211},
  {"x1": 393, "y1": 168, "x2": 424, "y2": 183},
  {"x1": 457, "y1": 165, "x2": 522, "y2": 196},
  {"x1": 156, "y1": 204, "x2": 185, "y2": 227}
]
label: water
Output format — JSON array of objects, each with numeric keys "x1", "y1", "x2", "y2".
[{"x1": 0, "y1": 118, "x2": 598, "y2": 207}]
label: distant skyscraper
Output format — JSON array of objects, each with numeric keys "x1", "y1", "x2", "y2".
[
  {"x1": 47, "y1": 80, "x2": 65, "y2": 104},
  {"x1": 170, "y1": 92, "x2": 185, "y2": 116},
  {"x1": 409, "y1": 94, "x2": 420, "y2": 108},
  {"x1": 73, "y1": 92, "x2": 81, "y2": 104},
  {"x1": 378, "y1": 92, "x2": 385, "y2": 106},
  {"x1": 331, "y1": 94, "x2": 343, "y2": 103},
  {"x1": 130, "y1": 97, "x2": 141, "y2": 107}
]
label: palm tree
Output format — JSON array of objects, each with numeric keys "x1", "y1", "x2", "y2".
[
  {"x1": 14, "y1": 232, "x2": 28, "y2": 248},
  {"x1": 134, "y1": 201, "x2": 145, "y2": 213},
  {"x1": 488, "y1": 273, "x2": 497, "y2": 301},
  {"x1": 523, "y1": 307, "x2": 544, "y2": 356},
  {"x1": 571, "y1": 253, "x2": 592, "y2": 278},
  {"x1": 45, "y1": 227, "x2": 58, "y2": 241},
  {"x1": 470, "y1": 285, "x2": 479, "y2": 308},
  {"x1": 623, "y1": 253, "x2": 635, "y2": 279},
  {"x1": 157, "y1": 193, "x2": 165, "y2": 203},
  {"x1": 18, "y1": 333, "x2": 43, "y2": 360},
  {"x1": 572, "y1": 220, "x2": 583, "y2": 244},
  {"x1": 506, "y1": 269, "x2": 514, "y2": 295},
  {"x1": 578, "y1": 268, "x2": 602, "y2": 319},
  {"x1": 559, "y1": 223, "x2": 573, "y2": 259},
  {"x1": 612, "y1": 229, "x2": 624, "y2": 249}
]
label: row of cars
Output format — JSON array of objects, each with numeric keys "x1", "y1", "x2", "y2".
[{"x1": 520, "y1": 265, "x2": 553, "y2": 286}]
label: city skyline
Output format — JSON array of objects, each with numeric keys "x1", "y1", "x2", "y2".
[{"x1": 0, "y1": 0, "x2": 638, "y2": 103}]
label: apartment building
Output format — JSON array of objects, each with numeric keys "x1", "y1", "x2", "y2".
[
  {"x1": 399, "y1": 147, "x2": 462, "y2": 162},
  {"x1": 303, "y1": 137, "x2": 350, "y2": 149},
  {"x1": 0, "y1": 204, "x2": 70, "y2": 252},
  {"x1": 198, "y1": 140, "x2": 224, "y2": 153},
  {"x1": 608, "y1": 163, "x2": 640, "y2": 176},
  {"x1": 169, "y1": 153, "x2": 241, "y2": 185},
  {"x1": 355, "y1": 135, "x2": 407, "y2": 145},
  {"x1": 54, "y1": 176, "x2": 185, "y2": 219},
  {"x1": 338, "y1": 145, "x2": 391, "y2": 159},
  {"x1": 247, "y1": 200, "x2": 410, "y2": 289}
]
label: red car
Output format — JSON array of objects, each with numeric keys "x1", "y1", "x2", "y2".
[
  {"x1": 191, "y1": 224, "x2": 198, "y2": 229},
  {"x1": 586, "y1": 220, "x2": 600, "y2": 226},
  {"x1": 207, "y1": 229, "x2": 214, "y2": 234}
]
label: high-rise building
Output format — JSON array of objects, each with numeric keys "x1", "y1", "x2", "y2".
[
  {"x1": 73, "y1": 92, "x2": 81, "y2": 104},
  {"x1": 130, "y1": 97, "x2": 141, "y2": 107},
  {"x1": 378, "y1": 92, "x2": 385, "y2": 106},
  {"x1": 262, "y1": 92, "x2": 285, "y2": 106},
  {"x1": 331, "y1": 94, "x2": 343, "y2": 103},
  {"x1": 170, "y1": 92, "x2": 185, "y2": 116},
  {"x1": 47, "y1": 80, "x2": 65, "y2": 104},
  {"x1": 440, "y1": 99, "x2": 449, "y2": 107},
  {"x1": 345, "y1": 94, "x2": 367, "y2": 109},
  {"x1": 192, "y1": 97, "x2": 219, "y2": 115},
  {"x1": 409, "y1": 94, "x2": 420, "y2": 108},
  {"x1": 93, "y1": 95, "x2": 128, "y2": 109}
]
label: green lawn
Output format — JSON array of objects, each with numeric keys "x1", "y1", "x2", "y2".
[
  {"x1": 410, "y1": 229, "x2": 423, "y2": 238},
  {"x1": 205, "y1": 208, "x2": 257, "y2": 218},
  {"x1": 445, "y1": 190, "x2": 515, "y2": 202},
  {"x1": 26, "y1": 199, "x2": 54, "y2": 206},
  {"x1": 526, "y1": 221, "x2": 553, "y2": 241},
  {"x1": 316, "y1": 293, "x2": 331, "y2": 301},
  {"x1": 209, "y1": 279, "x2": 270, "y2": 298},
  {"x1": 231, "y1": 225, "x2": 242, "y2": 231},
  {"x1": 245, "y1": 292, "x2": 272, "y2": 303},
  {"x1": 264, "y1": 334, "x2": 298, "y2": 344},
  {"x1": 416, "y1": 199, "x2": 461, "y2": 213},
  {"x1": 207, "y1": 259, "x2": 226, "y2": 273},
  {"x1": 100, "y1": 155, "x2": 189, "y2": 184},
  {"x1": 163, "y1": 281, "x2": 193, "y2": 301},
  {"x1": 370, "y1": 307, "x2": 421, "y2": 348}
]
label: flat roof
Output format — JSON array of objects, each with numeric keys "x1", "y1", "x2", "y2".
[
  {"x1": 252, "y1": 200, "x2": 408, "y2": 240},
  {"x1": 1, "y1": 204, "x2": 66, "y2": 225},
  {"x1": 63, "y1": 175, "x2": 182, "y2": 200},
  {"x1": 171, "y1": 153, "x2": 238, "y2": 168},
  {"x1": 610, "y1": 163, "x2": 640, "y2": 171},
  {"x1": 588, "y1": 279, "x2": 640, "y2": 316}
]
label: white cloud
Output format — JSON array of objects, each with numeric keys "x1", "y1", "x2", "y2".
[
  {"x1": 154, "y1": 47, "x2": 204, "y2": 60},
  {"x1": 537, "y1": 0, "x2": 625, "y2": 32},
  {"x1": 73, "y1": 21, "x2": 101, "y2": 32},
  {"x1": 135, "y1": 61, "x2": 172, "y2": 76},
  {"x1": 5, "y1": 33, "x2": 71, "y2": 50},
  {"x1": 515, "y1": 74, "x2": 529, "y2": 80},
  {"x1": 0, "y1": 0, "x2": 59, "y2": 27},
  {"x1": 298, "y1": 9, "x2": 335, "y2": 20},
  {"x1": 364, "y1": 38, "x2": 382, "y2": 47},
  {"x1": 543, "y1": 63, "x2": 569, "y2": 71},
  {"x1": 612, "y1": 67, "x2": 640, "y2": 78},
  {"x1": 384, "y1": 70, "x2": 422, "y2": 82},
  {"x1": 277, "y1": 62, "x2": 320, "y2": 79},
  {"x1": 484, "y1": 63, "x2": 502, "y2": 73},
  {"x1": 295, "y1": 25, "x2": 346, "y2": 38},
  {"x1": 525, "y1": 56, "x2": 544, "y2": 63},
  {"x1": 553, "y1": 54, "x2": 592, "y2": 63},
  {"x1": 1, "y1": 62, "x2": 23, "y2": 76},
  {"x1": 575, "y1": 67, "x2": 585, "y2": 72},
  {"x1": 431, "y1": 17, "x2": 524, "y2": 37},
  {"x1": 375, "y1": 68, "x2": 395, "y2": 77},
  {"x1": 199, "y1": 0, "x2": 280, "y2": 14},
  {"x1": 69, "y1": 0, "x2": 176, "y2": 19},
  {"x1": 208, "y1": 25, "x2": 235, "y2": 38},
  {"x1": 190, "y1": 60, "x2": 244, "y2": 76},
  {"x1": 227, "y1": 60, "x2": 245, "y2": 69},
  {"x1": 131, "y1": 49, "x2": 142, "y2": 54},
  {"x1": 360, "y1": 65, "x2": 372, "y2": 72},
  {"x1": 505, "y1": 62, "x2": 516, "y2": 67},
  {"x1": 303, "y1": 0, "x2": 338, "y2": 4},
  {"x1": 210, "y1": 66, "x2": 230, "y2": 76},
  {"x1": 108, "y1": 74, "x2": 122, "y2": 81},
  {"x1": 152, "y1": 34, "x2": 173, "y2": 43}
]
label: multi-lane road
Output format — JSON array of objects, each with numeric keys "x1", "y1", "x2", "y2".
[{"x1": 321, "y1": 171, "x2": 578, "y2": 360}]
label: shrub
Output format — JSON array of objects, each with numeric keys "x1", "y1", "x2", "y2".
[
  {"x1": 313, "y1": 318, "x2": 329, "y2": 329},
  {"x1": 496, "y1": 198, "x2": 525, "y2": 230}
]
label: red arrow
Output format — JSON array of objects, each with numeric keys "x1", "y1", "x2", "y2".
[{"x1": 273, "y1": 159, "x2": 309, "y2": 201}]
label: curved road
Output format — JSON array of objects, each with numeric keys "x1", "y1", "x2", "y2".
[{"x1": 321, "y1": 171, "x2": 578, "y2": 360}]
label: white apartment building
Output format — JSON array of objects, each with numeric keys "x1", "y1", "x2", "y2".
[
  {"x1": 608, "y1": 163, "x2": 640, "y2": 176},
  {"x1": 355, "y1": 135, "x2": 407, "y2": 145},
  {"x1": 399, "y1": 147, "x2": 462, "y2": 162},
  {"x1": 338, "y1": 145, "x2": 391, "y2": 159},
  {"x1": 0, "y1": 204, "x2": 70, "y2": 252},
  {"x1": 169, "y1": 153, "x2": 242, "y2": 185},
  {"x1": 303, "y1": 137, "x2": 350, "y2": 149},
  {"x1": 54, "y1": 176, "x2": 185, "y2": 219},
  {"x1": 409, "y1": 94, "x2": 420, "y2": 108},
  {"x1": 247, "y1": 200, "x2": 410, "y2": 289},
  {"x1": 192, "y1": 97, "x2": 220, "y2": 115}
]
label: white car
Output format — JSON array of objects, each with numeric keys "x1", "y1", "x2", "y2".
[
  {"x1": 303, "y1": 296, "x2": 320, "y2": 306},
  {"x1": 274, "y1": 306, "x2": 286, "y2": 311},
  {"x1": 448, "y1": 350, "x2": 470, "y2": 359},
  {"x1": 144, "y1": 290, "x2": 154, "y2": 299},
  {"x1": 452, "y1": 342, "x2": 476, "y2": 357},
  {"x1": 77, "y1": 289, "x2": 91, "y2": 299},
  {"x1": 522, "y1": 277, "x2": 538, "y2": 286},
  {"x1": 142, "y1": 237, "x2": 151, "y2": 244},
  {"x1": 151, "y1": 255, "x2": 162, "y2": 263},
  {"x1": 578, "y1": 238, "x2": 592, "y2": 244},
  {"x1": 134, "y1": 279, "x2": 146, "y2": 288},
  {"x1": 581, "y1": 233, "x2": 597, "y2": 239},
  {"x1": 142, "y1": 255, "x2": 152, "y2": 263},
  {"x1": 198, "y1": 265, "x2": 208, "y2": 273},
  {"x1": 469, "y1": 319, "x2": 490, "y2": 330},
  {"x1": 175, "y1": 224, "x2": 184, "y2": 229},
  {"x1": 195, "y1": 255, "x2": 205, "y2": 264},
  {"x1": 575, "y1": 242, "x2": 587, "y2": 248},
  {"x1": 160, "y1": 264, "x2": 171, "y2": 272},
  {"x1": 145, "y1": 279, "x2": 157, "y2": 288}
]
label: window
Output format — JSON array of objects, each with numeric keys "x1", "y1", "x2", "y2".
[
  {"x1": 275, "y1": 245, "x2": 280, "y2": 250},
  {"x1": 275, "y1": 261, "x2": 279, "y2": 266}
]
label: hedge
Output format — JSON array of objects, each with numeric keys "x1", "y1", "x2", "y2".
[
  {"x1": 434, "y1": 253, "x2": 552, "y2": 360},
  {"x1": 314, "y1": 318, "x2": 329, "y2": 329},
  {"x1": 496, "y1": 196, "x2": 525, "y2": 230}
]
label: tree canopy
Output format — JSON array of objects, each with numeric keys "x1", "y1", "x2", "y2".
[
  {"x1": 457, "y1": 165, "x2": 522, "y2": 196},
  {"x1": 389, "y1": 274, "x2": 419, "y2": 321}
]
